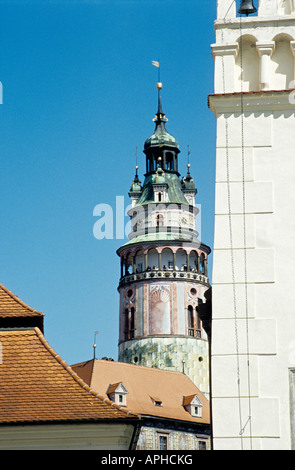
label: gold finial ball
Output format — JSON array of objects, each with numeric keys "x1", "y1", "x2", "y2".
[
  {"x1": 156, "y1": 82, "x2": 163, "y2": 90},
  {"x1": 187, "y1": 163, "x2": 190, "y2": 168},
  {"x1": 135, "y1": 165, "x2": 138, "y2": 170}
]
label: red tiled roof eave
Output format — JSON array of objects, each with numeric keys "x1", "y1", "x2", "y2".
[
  {"x1": 0, "y1": 328, "x2": 140, "y2": 425},
  {"x1": 0, "y1": 283, "x2": 44, "y2": 318}
]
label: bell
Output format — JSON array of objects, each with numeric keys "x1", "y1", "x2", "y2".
[{"x1": 238, "y1": 0, "x2": 257, "y2": 16}]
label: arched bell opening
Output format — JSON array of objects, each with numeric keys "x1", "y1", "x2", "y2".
[
  {"x1": 271, "y1": 33, "x2": 295, "y2": 89},
  {"x1": 236, "y1": 34, "x2": 259, "y2": 92}
]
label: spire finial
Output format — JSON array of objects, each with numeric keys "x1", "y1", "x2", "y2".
[
  {"x1": 135, "y1": 146, "x2": 138, "y2": 176},
  {"x1": 152, "y1": 59, "x2": 167, "y2": 123},
  {"x1": 93, "y1": 330, "x2": 99, "y2": 360}
]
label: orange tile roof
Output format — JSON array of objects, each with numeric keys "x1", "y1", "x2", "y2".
[
  {"x1": 72, "y1": 359, "x2": 210, "y2": 425},
  {"x1": 0, "y1": 328, "x2": 139, "y2": 424},
  {"x1": 0, "y1": 283, "x2": 44, "y2": 319}
]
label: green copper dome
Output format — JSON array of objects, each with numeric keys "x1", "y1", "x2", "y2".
[
  {"x1": 144, "y1": 82, "x2": 179, "y2": 152},
  {"x1": 129, "y1": 166, "x2": 142, "y2": 194},
  {"x1": 144, "y1": 121, "x2": 179, "y2": 150}
]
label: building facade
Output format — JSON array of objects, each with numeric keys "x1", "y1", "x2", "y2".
[
  {"x1": 117, "y1": 83, "x2": 211, "y2": 397},
  {"x1": 209, "y1": 0, "x2": 295, "y2": 450},
  {"x1": 72, "y1": 359, "x2": 211, "y2": 451}
]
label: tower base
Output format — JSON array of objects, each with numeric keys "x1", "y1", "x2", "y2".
[{"x1": 118, "y1": 335, "x2": 209, "y2": 397}]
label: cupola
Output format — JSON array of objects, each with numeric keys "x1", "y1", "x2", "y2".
[
  {"x1": 128, "y1": 165, "x2": 142, "y2": 207},
  {"x1": 181, "y1": 163, "x2": 197, "y2": 205},
  {"x1": 144, "y1": 82, "x2": 180, "y2": 175}
]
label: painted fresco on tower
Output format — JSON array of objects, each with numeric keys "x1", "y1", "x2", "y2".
[{"x1": 149, "y1": 285, "x2": 170, "y2": 335}]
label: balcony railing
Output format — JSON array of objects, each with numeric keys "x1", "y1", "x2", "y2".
[
  {"x1": 119, "y1": 268, "x2": 209, "y2": 286},
  {"x1": 188, "y1": 328, "x2": 201, "y2": 338}
]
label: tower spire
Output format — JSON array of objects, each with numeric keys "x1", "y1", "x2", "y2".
[{"x1": 153, "y1": 81, "x2": 168, "y2": 127}]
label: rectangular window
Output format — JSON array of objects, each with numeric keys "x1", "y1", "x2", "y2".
[
  {"x1": 198, "y1": 440, "x2": 207, "y2": 450},
  {"x1": 158, "y1": 434, "x2": 168, "y2": 450}
]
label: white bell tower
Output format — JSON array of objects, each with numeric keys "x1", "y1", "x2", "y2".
[{"x1": 209, "y1": 0, "x2": 295, "y2": 450}]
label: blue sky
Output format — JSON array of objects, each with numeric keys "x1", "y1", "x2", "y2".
[{"x1": 0, "y1": 0, "x2": 218, "y2": 365}]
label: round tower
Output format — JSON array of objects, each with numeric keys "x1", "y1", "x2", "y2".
[{"x1": 117, "y1": 83, "x2": 211, "y2": 396}]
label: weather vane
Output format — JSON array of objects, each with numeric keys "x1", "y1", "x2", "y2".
[{"x1": 152, "y1": 59, "x2": 161, "y2": 83}]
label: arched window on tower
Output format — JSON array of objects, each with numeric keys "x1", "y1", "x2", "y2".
[
  {"x1": 187, "y1": 305, "x2": 202, "y2": 338},
  {"x1": 200, "y1": 253, "x2": 205, "y2": 274},
  {"x1": 195, "y1": 307, "x2": 201, "y2": 338},
  {"x1": 123, "y1": 307, "x2": 136, "y2": 340},
  {"x1": 156, "y1": 213, "x2": 164, "y2": 227},
  {"x1": 124, "y1": 308, "x2": 129, "y2": 341},
  {"x1": 130, "y1": 307, "x2": 135, "y2": 339},
  {"x1": 188, "y1": 305, "x2": 194, "y2": 337}
]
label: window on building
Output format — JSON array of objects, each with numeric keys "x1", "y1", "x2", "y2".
[
  {"x1": 166, "y1": 152, "x2": 174, "y2": 171},
  {"x1": 124, "y1": 308, "x2": 129, "y2": 341},
  {"x1": 188, "y1": 305, "x2": 194, "y2": 336},
  {"x1": 123, "y1": 307, "x2": 135, "y2": 340},
  {"x1": 158, "y1": 433, "x2": 169, "y2": 450},
  {"x1": 156, "y1": 213, "x2": 164, "y2": 227},
  {"x1": 198, "y1": 440, "x2": 207, "y2": 450}
]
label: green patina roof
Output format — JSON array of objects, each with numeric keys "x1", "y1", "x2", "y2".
[
  {"x1": 121, "y1": 230, "x2": 199, "y2": 248},
  {"x1": 144, "y1": 122, "x2": 179, "y2": 150},
  {"x1": 136, "y1": 172, "x2": 188, "y2": 206}
]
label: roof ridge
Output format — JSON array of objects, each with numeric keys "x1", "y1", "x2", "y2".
[
  {"x1": 0, "y1": 283, "x2": 44, "y2": 316},
  {"x1": 34, "y1": 328, "x2": 139, "y2": 418},
  {"x1": 94, "y1": 358, "x2": 193, "y2": 377}
]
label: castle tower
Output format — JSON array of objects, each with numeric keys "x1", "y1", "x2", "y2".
[
  {"x1": 209, "y1": 0, "x2": 295, "y2": 449},
  {"x1": 117, "y1": 83, "x2": 211, "y2": 396}
]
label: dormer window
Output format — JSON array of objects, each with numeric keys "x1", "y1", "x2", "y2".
[
  {"x1": 107, "y1": 382, "x2": 128, "y2": 407},
  {"x1": 183, "y1": 394, "x2": 203, "y2": 418},
  {"x1": 150, "y1": 396, "x2": 162, "y2": 407}
]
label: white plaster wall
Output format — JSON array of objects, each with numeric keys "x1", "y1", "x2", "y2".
[
  {"x1": 0, "y1": 423, "x2": 136, "y2": 450},
  {"x1": 210, "y1": 14, "x2": 295, "y2": 445}
]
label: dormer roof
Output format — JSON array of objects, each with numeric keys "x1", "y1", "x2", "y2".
[
  {"x1": 107, "y1": 382, "x2": 128, "y2": 395},
  {"x1": 183, "y1": 394, "x2": 203, "y2": 407},
  {"x1": 72, "y1": 359, "x2": 210, "y2": 425}
]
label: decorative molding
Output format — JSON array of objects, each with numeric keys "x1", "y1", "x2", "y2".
[
  {"x1": 211, "y1": 43, "x2": 239, "y2": 58},
  {"x1": 208, "y1": 90, "x2": 295, "y2": 115}
]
